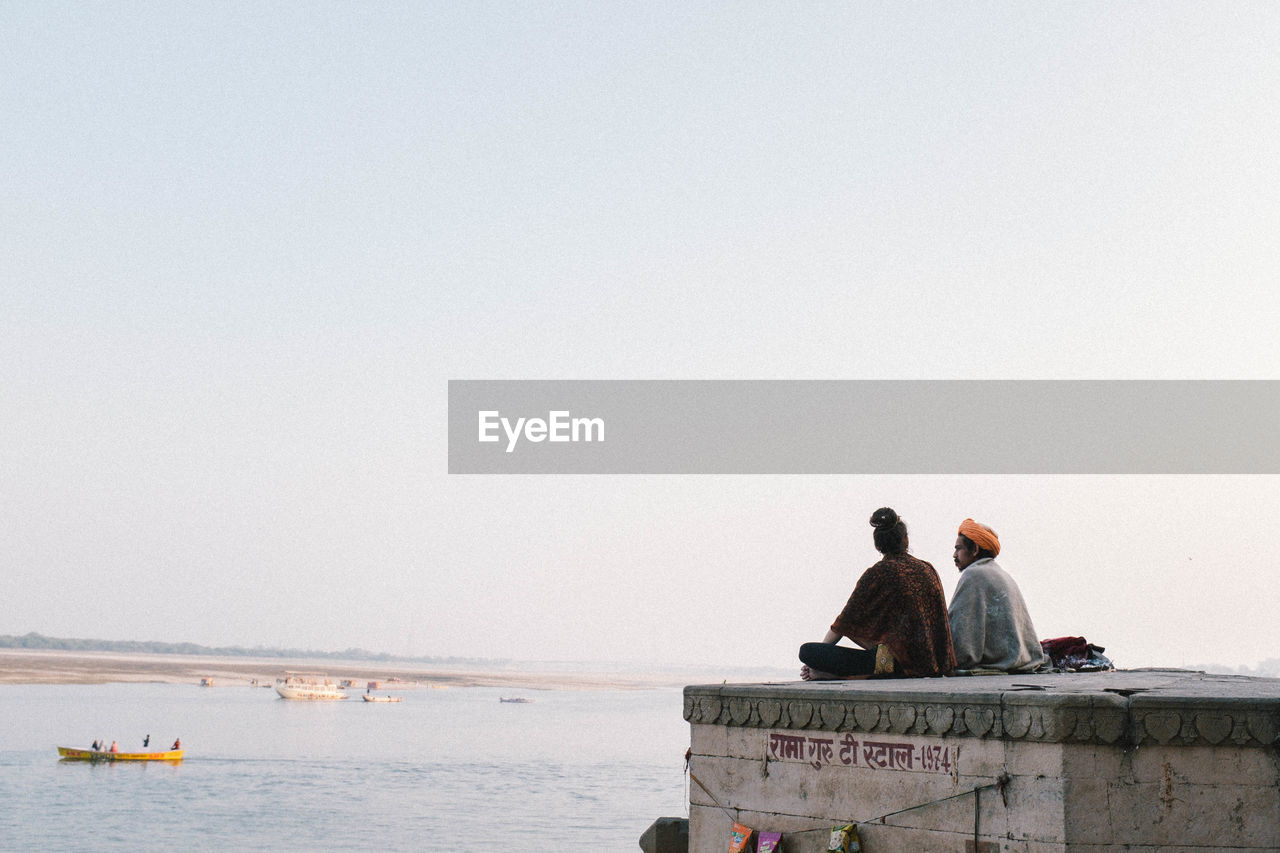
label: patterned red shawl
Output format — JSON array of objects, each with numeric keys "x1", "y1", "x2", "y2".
[{"x1": 830, "y1": 553, "x2": 956, "y2": 677}]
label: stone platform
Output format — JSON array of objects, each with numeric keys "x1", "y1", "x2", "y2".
[{"x1": 683, "y1": 670, "x2": 1280, "y2": 852}]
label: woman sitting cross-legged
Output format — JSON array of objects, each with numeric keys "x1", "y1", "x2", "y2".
[{"x1": 800, "y1": 507, "x2": 956, "y2": 680}]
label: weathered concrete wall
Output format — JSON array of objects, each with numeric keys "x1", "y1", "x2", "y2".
[
  {"x1": 1061, "y1": 742, "x2": 1280, "y2": 850},
  {"x1": 684, "y1": 671, "x2": 1280, "y2": 853}
]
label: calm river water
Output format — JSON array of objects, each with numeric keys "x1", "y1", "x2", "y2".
[{"x1": 0, "y1": 682, "x2": 690, "y2": 851}]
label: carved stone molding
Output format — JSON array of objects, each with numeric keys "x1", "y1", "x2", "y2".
[
  {"x1": 786, "y1": 700, "x2": 813, "y2": 729},
  {"x1": 817, "y1": 701, "x2": 845, "y2": 730},
  {"x1": 684, "y1": 679, "x2": 1280, "y2": 748}
]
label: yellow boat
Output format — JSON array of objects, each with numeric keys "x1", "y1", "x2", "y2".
[{"x1": 57, "y1": 746, "x2": 184, "y2": 762}]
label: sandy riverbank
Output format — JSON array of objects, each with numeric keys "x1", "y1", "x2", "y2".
[{"x1": 0, "y1": 649, "x2": 705, "y2": 690}]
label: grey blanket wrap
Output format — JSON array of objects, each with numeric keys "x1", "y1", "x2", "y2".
[{"x1": 948, "y1": 558, "x2": 1047, "y2": 672}]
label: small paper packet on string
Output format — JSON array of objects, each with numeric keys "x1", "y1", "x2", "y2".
[
  {"x1": 727, "y1": 823, "x2": 754, "y2": 852},
  {"x1": 827, "y1": 823, "x2": 861, "y2": 852},
  {"x1": 756, "y1": 830, "x2": 783, "y2": 852}
]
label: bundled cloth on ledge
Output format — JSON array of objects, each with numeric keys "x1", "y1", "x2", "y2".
[
  {"x1": 1040, "y1": 636, "x2": 1114, "y2": 672},
  {"x1": 727, "y1": 821, "x2": 860, "y2": 852}
]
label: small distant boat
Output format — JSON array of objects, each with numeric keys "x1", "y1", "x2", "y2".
[
  {"x1": 58, "y1": 747, "x2": 184, "y2": 762},
  {"x1": 499, "y1": 697, "x2": 533, "y2": 704},
  {"x1": 274, "y1": 672, "x2": 347, "y2": 701},
  {"x1": 362, "y1": 694, "x2": 403, "y2": 703}
]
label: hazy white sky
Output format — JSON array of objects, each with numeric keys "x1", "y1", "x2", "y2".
[{"x1": 3, "y1": 3, "x2": 1279, "y2": 670}]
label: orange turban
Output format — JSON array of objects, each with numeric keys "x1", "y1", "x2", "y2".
[{"x1": 958, "y1": 518, "x2": 1000, "y2": 556}]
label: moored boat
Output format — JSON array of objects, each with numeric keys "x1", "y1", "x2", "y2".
[
  {"x1": 361, "y1": 694, "x2": 403, "y2": 703},
  {"x1": 274, "y1": 671, "x2": 347, "y2": 700},
  {"x1": 58, "y1": 746, "x2": 184, "y2": 762}
]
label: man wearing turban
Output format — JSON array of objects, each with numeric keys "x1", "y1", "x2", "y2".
[{"x1": 949, "y1": 519, "x2": 1047, "y2": 672}]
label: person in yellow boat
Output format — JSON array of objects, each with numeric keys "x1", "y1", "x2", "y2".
[
  {"x1": 109, "y1": 740, "x2": 118, "y2": 753},
  {"x1": 171, "y1": 737, "x2": 181, "y2": 750}
]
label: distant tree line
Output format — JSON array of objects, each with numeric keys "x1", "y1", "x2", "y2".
[
  {"x1": 1201, "y1": 658, "x2": 1280, "y2": 678},
  {"x1": 0, "y1": 632, "x2": 508, "y2": 667}
]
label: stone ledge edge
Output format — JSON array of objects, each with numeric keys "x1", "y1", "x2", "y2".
[{"x1": 682, "y1": 686, "x2": 1280, "y2": 748}]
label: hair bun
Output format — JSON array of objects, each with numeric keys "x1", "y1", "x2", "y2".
[{"x1": 869, "y1": 507, "x2": 899, "y2": 530}]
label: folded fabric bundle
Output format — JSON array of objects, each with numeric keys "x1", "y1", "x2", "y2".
[{"x1": 1041, "y1": 636, "x2": 1114, "y2": 671}]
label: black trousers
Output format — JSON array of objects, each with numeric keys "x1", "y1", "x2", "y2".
[{"x1": 799, "y1": 642, "x2": 877, "y2": 677}]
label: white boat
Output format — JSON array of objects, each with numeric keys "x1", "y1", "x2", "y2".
[
  {"x1": 274, "y1": 672, "x2": 347, "y2": 700},
  {"x1": 362, "y1": 694, "x2": 403, "y2": 703}
]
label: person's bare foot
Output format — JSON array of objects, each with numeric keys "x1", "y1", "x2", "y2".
[{"x1": 801, "y1": 665, "x2": 873, "y2": 681}]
